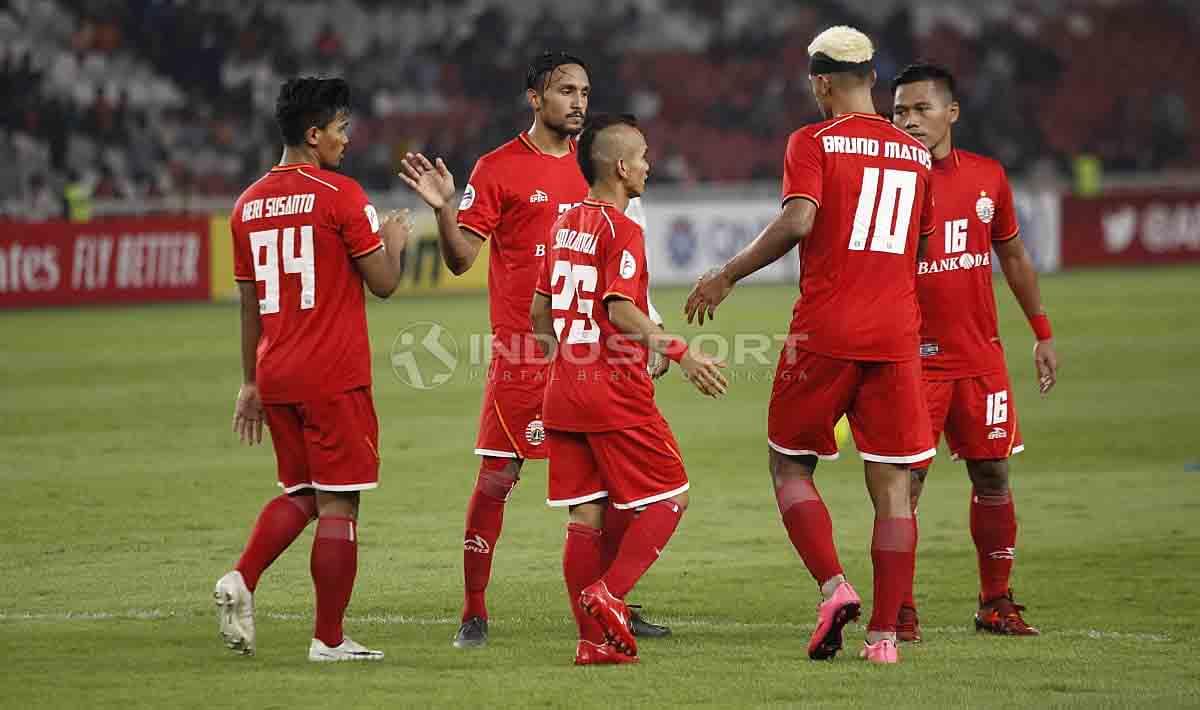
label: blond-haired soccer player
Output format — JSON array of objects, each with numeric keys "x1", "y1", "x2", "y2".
[{"x1": 687, "y1": 26, "x2": 937, "y2": 664}]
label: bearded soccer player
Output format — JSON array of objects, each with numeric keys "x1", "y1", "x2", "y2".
[
  {"x1": 399, "y1": 52, "x2": 670, "y2": 648},
  {"x1": 686, "y1": 27, "x2": 936, "y2": 665},
  {"x1": 215, "y1": 77, "x2": 410, "y2": 661},
  {"x1": 530, "y1": 114, "x2": 727, "y2": 665},
  {"x1": 891, "y1": 62, "x2": 1059, "y2": 641}
]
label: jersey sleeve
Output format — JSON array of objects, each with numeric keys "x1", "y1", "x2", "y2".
[
  {"x1": 338, "y1": 182, "x2": 384, "y2": 258},
  {"x1": 919, "y1": 172, "x2": 937, "y2": 237},
  {"x1": 781, "y1": 130, "x2": 823, "y2": 208},
  {"x1": 601, "y1": 220, "x2": 646, "y2": 304},
  {"x1": 991, "y1": 167, "x2": 1020, "y2": 242},
  {"x1": 457, "y1": 157, "x2": 504, "y2": 240},
  {"x1": 231, "y1": 212, "x2": 254, "y2": 282}
]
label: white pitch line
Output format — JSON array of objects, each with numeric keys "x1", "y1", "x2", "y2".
[{"x1": 0, "y1": 610, "x2": 1172, "y2": 642}]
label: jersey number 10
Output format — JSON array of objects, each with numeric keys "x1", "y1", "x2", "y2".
[
  {"x1": 849, "y1": 168, "x2": 917, "y2": 254},
  {"x1": 251, "y1": 226, "x2": 315, "y2": 314}
]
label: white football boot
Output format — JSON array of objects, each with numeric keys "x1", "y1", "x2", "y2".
[
  {"x1": 213, "y1": 570, "x2": 256, "y2": 656},
  {"x1": 308, "y1": 637, "x2": 385, "y2": 662}
]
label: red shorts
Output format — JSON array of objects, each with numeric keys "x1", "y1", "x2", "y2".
[
  {"x1": 263, "y1": 386, "x2": 380, "y2": 493},
  {"x1": 474, "y1": 352, "x2": 550, "y2": 460},
  {"x1": 546, "y1": 415, "x2": 689, "y2": 510},
  {"x1": 768, "y1": 348, "x2": 935, "y2": 464},
  {"x1": 915, "y1": 369, "x2": 1023, "y2": 469}
]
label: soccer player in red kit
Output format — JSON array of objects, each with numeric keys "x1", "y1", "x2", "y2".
[
  {"x1": 215, "y1": 77, "x2": 410, "y2": 662},
  {"x1": 400, "y1": 52, "x2": 670, "y2": 647},
  {"x1": 892, "y1": 63, "x2": 1059, "y2": 641},
  {"x1": 686, "y1": 27, "x2": 936, "y2": 664},
  {"x1": 530, "y1": 114, "x2": 727, "y2": 665}
]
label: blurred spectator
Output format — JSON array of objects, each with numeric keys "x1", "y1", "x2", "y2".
[{"x1": 22, "y1": 174, "x2": 64, "y2": 221}]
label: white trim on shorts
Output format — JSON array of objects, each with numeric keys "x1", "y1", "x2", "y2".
[
  {"x1": 546, "y1": 490, "x2": 610, "y2": 508},
  {"x1": 277, "y1": 481, "x2": 379, "y2": 493},
  {"x1": 767, "y1": 438, "x2": 840, "y2": 461},
  {"x1": 613, "y1": 482, "x2": 690, "y2": 510},
  {"x1": 859, "y1": 448, "x2": 938, "y2": 465},
  {"x1": 949, "y1": 444, "x2": 1025, "y2": 461},
  {"x1": 474, "y1": 448, "x2": 520, "y2": 459}
]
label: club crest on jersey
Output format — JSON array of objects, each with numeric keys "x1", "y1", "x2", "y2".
[
  {"x1": 975, "y1": 192, "x2": 995, "y2": 224},
  {"x1": 459, "y1": 184, "x2": 476, "y2": 211},
  {"x1": 529, "y1": 189, "x2": 548, "y2": 203},
  {"x1": 525, "y1": 419, "x2": 546, "y2": 446},
  {"x1": 619, "y1": 250, "x2": 638, "y2": 279}
]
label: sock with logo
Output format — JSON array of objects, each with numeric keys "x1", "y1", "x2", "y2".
[
  {"x1": 235, "y1": 493, "x2": 316, "y2": 592},
  {"x1": 462, "y1": 459, "x2": 517, "y2": 621},
  {"x1": 867, "y1": 517, "x2": 916, "y2": 632},
  {"x1": 774, "y1": 477, "x2": 844, "y2": 585},
  {"x1": 563, "y1": 522, "x2": 607, "y2": 643},
  {"x1": 970, "y1": 489, "x2": 1017, "y2": 601},
  {"x1": 311, "y1": 516, "x2": 357, "y2": 647},
  {"x1": 601, "y1": 500, "x2": 683, "y2": 599},
  {"x1": 599, "y1": 501, "x2": 636, "y2": 568}
]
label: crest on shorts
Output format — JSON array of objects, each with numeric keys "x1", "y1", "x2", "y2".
[
  {"x1": 975, "y1": 192, "x2": 995, "y2": 224},
  {"x1": 525, "y1": 419, "x2": 546, "y2": 446}
]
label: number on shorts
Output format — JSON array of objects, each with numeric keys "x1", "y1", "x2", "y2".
[
  {"x1": 849, "y1": 168, "x2": 917, "y2": 254},
  {"x1": 250, "y1": 226, "x2": 315, "y2": 314},
  {"x1": 985, "y1": 390, "x2": 1009, "y2": 425},
  {"x1": 549, "y1": 260, "x2": 599, "y2": 344}
]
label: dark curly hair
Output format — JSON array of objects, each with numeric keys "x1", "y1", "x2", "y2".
[{"x1": 275, "y1": 77, "x2": 351, "y2": 147}]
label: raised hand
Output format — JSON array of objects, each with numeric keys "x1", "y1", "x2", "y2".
[
  {"x1": 684, "y1": 268, "x2": 735, "y2": 325},
  {"x1": 398, "y1": 152, "x2": 456, "y2": 210}
]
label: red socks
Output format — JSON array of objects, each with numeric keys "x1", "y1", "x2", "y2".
[
  {"x1": 971, "y1": 489, "x2": 1017, "y2": 601},
  {"x1": 235, "y1": 493, "x2": 316, "y2": 592},
  {"x1": 462, "y1": 461, "x2": 517, "y2": 621},
  {"x1": 562, "y1": 522, "x2": 607, "y2": 643},
  {"x1": 600, "y1": 502, "x2": 635, "y2": 568},
  {"x1": 311, "y1": 516, "x2": 357, "y2": 647},
  {"x1": 868, "y1": 517, "x2": 916, "y2": 632},
  {"x1": 902, "y1": 513, "x2": 919, "y2": 609},
  {"x1": 602, "y1": 500, "x2": 683, "y2": 598},
  {"x1": 774, "y1": 477, "x2": 844, "y2": 585}
]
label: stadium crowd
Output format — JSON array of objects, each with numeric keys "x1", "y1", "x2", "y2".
[{"x1": 1, "y1": 0, "x2": 1197, "y2": 219}]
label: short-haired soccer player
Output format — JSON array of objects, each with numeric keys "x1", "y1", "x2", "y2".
[
  {"x1": 891, "y1": 62, "x2": 1059, "y2": 641},
  {"x1": 531, "y1": 114, "x2": 727, "y2": 664},
  {"x1": 215, "y1": 77, "x2": 409, "y2": 661}
]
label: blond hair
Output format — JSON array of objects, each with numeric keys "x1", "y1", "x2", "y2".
[{"x1": 807, "y1": 26, "x2": 874, "y2": 63}]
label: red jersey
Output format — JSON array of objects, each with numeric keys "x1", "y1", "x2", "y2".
[
  {"x1": 781, "y1": 112, "x2": 936, "y2": 362},
  {"x1": 458, "y1": 133, "x2": 590, "y2": 339},
  {"x1": 536, "y1": 198, "x2": 658, "y2": 432},
  {"x1": 231, "y1": 163, "x2": 382, "y2": 403},
  {"x1": 916, "y1": 149, "x2": 1020, "y2": 380}
]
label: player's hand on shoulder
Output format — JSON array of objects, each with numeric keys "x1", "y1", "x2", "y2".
[
  {"x1": 680, "y1": 350, "x2": 728, "y2": 398},
  {"x1": 379, "y1": 208, "x2": 412, "y2": 252},
  {"x1": 1034, "y1": 339, "x2": 1058, "y2": 395},
  {"x1": 233, "y1": 383, "x2": 264, "y2": 446},
  {"x1": 398, "y1": 152, "x2": 456, "y2": 210},
  {"x1": 685, "y1": 268, "x2": 735, "y2": 326}
]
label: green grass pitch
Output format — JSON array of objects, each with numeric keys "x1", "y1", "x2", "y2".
[{"x1": 1, "y1": 265, "x2": 1198, "y2": 708}]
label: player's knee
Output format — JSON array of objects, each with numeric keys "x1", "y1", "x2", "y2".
[
  {"x1": 315, "y1": 490, "x2": 359, "y2": 520},
  {"x1": 966, "y1": 458, "x2": 1009, "y2": 494},
  {"x1": 286, "y1": 490, "x2": 317, "y2": 520},
  {"x1": 768, "y1": 447, "x2": 817, "y2": 487},
  {"x1": 568, "y1": 500, "x2": 605, "y2": 528},
  {"x1": 669, "y1": 492, "x2": 690, "y2": 512},
  {"x1": 477, "y1": 456, "x2": 520, "y2": 501}
]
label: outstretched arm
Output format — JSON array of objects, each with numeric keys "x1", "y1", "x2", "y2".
[
  {"x1": 994, "y1": 235, "x2": 1058, "y2": 394},
  {"x1": 608, "y1": 298, "x2": 727, "y2": 397},
  {"x1": 684, "y1": 198, "x2": 816, "y2": 325},
  {"x1": 398, "y1": 153, "x2": 485, "y2": 275}
]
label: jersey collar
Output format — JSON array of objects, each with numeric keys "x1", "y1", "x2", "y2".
[
  {"x1": 933, "y1": 148, "x2": 960, "y2": 171},
  {"x1": 270, "y1": 163, "x2": 312, "y2": 172},
  {"x1": 581, "y1": 197, "x2": 614, "y2": 208},
  {"x1": 518, "y1": 131, "x2": 576, "y2": 156}
]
